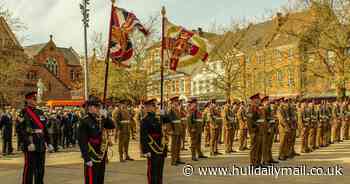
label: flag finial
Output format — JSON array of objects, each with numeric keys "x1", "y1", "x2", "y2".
[
  {"x1": 111, "y1": 0, "x2": 116, "y2": 4},
  {"x1": 161, "y1": 6, "x2": 166, "y2": 16}
]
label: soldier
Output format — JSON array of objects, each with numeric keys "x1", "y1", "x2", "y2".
[
  {"x1": 208, "y1": 100, "x2": 221, "y2": 156},
  {"x1": 246, "y1": 93, "x2": 264, "y2": 167},
  {"x1": 222, "y1": 100, "x2": 236, "y2": 154},
  {"x1": 287, "y1": 99, "x2": 299, "y2": 158},
  {"x1": 277, "y1": 98, "x2": 290, "y2": 161},
  {"x1": 179, "y1": 100, "x2": 187, "y2": 151},
  {"x1": 0, "y1": 108, "x2": 13, "y2": 155},
  {"x1": 318, "y1": 101, "x2": 329, "y2": 147},
  {"x1": 262, "y1": 96, "x2": 279, "y2": 165},
  {"x1": 115, "y1": 100, "x2": 134, "y2": 162},
  {"x1": 168, "y1": 96, "x2": 185, "y2": 166},
  {"x1": 309, "y1": 101, "x2": 319, "y2": 151},
  {"x1": 331, "y1": 101, "x2": 342, "y2": 143},
  {"x1": 187, "y1": 98, "x2": 207, "y2": 161},
  {"x1": 202, "y1": 102, "x2": 211, "y2": 147},
  {"x1": 300, "y1": 102, "x2": 311, "y2": 153},
  {"x1": 78, "y1": 95, "x2": 115, "y2": 184},
  {"x1": 19, "y1": 92, "x2": 54, "y2": 184},
  {"x1": 324, "y1": 101, "x2": 333, "y2": 146},
  {"x1": 140, "y1": 99, "x2": 167, "y2": 184},
  {"x1": 341, "y1": 100, "x2": 349, "y2": 140},
  {"x1": 237, "y1": 102, "x2": 248, "y2": 151}
]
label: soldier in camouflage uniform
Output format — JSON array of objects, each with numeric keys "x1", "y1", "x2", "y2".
[
  {"x1": 168, "y1": 97, "x2": 185, "y2": 166},
  {"x1": 202, "y1": 102, "x2": 211, "y2": 147},
  {"x1": 309, "y1": 101, "x2": 319, "y2": 151},
  {"x1": 246, "y1": 93, "x2": 264, "y2": 167},
  {"x1": 222, "y1": 100, "x2": 236, "y2": 154},
  {"x1": 187, "y1": 98, "x2": 207, "y2": 161},
  {"x1": 277, "y1": 99, "x2": 290, "y2": 160},
  {"x1": 262, "y1": 96, "x2": 278, "y2": 165},
  {"x1": 237, "y1": 102, "x2": 248, "y2": 151}
]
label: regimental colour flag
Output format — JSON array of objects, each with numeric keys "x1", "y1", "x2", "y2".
[
  {"x1": 164, "y1": 19, "x2": 211, "y2": 71},
  {"x1": 109, "y1": 6, "x2": 149, "y2": 67}
]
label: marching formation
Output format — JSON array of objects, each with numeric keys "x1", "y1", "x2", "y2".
[{"x1": 1, "y1": 92, "x2": 350, "y2": 184}]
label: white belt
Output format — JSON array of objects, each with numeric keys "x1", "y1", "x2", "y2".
[
  {"x1": 256, "y1": 119, "x2": 264, "y2": 123},
  {"x1": 33, "y1": 129, "x2": 43, "y2": 134},
  {"x1": 181, "y1": 118, "x2": 186, "y2": 121},
  {"x1": 195, "y1": 119, "x2": 203, "y2": 122},
  {"x1": 120, "y1": 120, "x2": 130, "y2": 124},
  {"x1": 172, "y1": 120, "x2": 181, "y2": 123}
]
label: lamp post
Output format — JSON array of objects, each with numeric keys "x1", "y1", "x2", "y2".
[{"x1": 80, "y1": 0, "x2": 90, "y2": 100}]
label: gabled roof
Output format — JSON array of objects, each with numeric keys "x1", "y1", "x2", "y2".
[
  {"x1": 24, "y1": 43, "x2": 47, "y2": 58},
  {"x1": 0, "y1": 16, "x2": 22, "y2": 49},
  {"x1": 24, "y1": 42, "x2": 81, "y2": 66},
  {"x1": 57, "y1": 47, "x2": 81, "y2": 66}
]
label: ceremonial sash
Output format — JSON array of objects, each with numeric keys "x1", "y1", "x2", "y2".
[{"x1": 25, "y1": 107, "x2": 44, "y2": 130}]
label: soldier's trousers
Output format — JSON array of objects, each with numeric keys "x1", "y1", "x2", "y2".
[
  {"x1": 262, "y1": 130, "x2": 274, "y2": 163},
  {"x1": 118, "y1": 125, "x2": 131, "y2": 160},
  {"x1": 170, "y1": 134, "x2": 181, "y2": 163},
  {"x1": 300, "y1": 126, "x2": 310, "y2": 152},
  {"x1": 147, "y1": 154, "x2": 165, "y2": 184},
  {"x1": 287, "y1": 129, "x2": 297, "y2": 157},
  {"x1": 130, "y1": 120, "x2": 137, "y2": 139},
  {"x1": 2, "y1": 138, "x2": 13, "y2": 154},
  {"x1": 210, "y1": 127, "x2": 219, "y2": 154},
  {"x1": 84, "y1": 159, "x2": 106, "y2": 184},
  {"x1": 331, "y1": 120, "x2": 341, "y2": 143},
  {"x1": 224, "y1": 127, "x2": 235, "y2": 152},
  {"x1": 278, "y1": 128, "x2": 289, "y2": 159},
  {"x1": 324, "y1": 123, "x2": 331, "y2": 146},
  {"x1": 22, "y1": 151, "x2": 45, "y2": 184},
  {"x1": 180, "y1": 121, "x2": 187, "y2": 149},
  {"x1": 341, "y1": 120, "x2": 349, "y2": 140},
  {"x1": 249, "y1": 128, "x2": 263, "y2": 165},
  {"x1": 317, "y1": 124, "x2": 325, "y2": 147},
  {"x1": 190, "y1": 125, "x2": 203, "y2": 158},
  {"x1": 204, "y1": 125, "x2": 211, "y2": 146},
  {"x1": 238, "y1": 128, "x2": 248, "y2": 150},
  {"x1": 217, "y1": 123, "x2": 223, "y2": 143},
  {"x1": 309, "y1": 127, "x2": 317, "y2": 150}
]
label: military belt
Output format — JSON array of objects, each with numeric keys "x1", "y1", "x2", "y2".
[
  {"x1": 195, "y1": 119, "x2": 203, "y2": 122},
  {"x1": 120, "y1": 120, "x2": 130, "y2": 124},
  {"x1": 172, "y1": 120, "x2": 181, "y2": 124},
  {"x1": 33, "y1": 129, "x2": 43, "y2": 134}
]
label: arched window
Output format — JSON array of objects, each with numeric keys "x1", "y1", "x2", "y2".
[{"x1": 46, "y1": 58, "x2": 58, "y2": 76}]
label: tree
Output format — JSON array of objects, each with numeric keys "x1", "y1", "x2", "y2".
[
  {"x1": 89, "y1": 15, "x2": 159, "y2": 102},
  {"x1": 280, "y1": 0, "x2": 350, "y2": 99}
]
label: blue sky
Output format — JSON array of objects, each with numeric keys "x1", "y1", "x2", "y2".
[{"x1": 3, "y1": 0, "x2": 289, "y2": 54}]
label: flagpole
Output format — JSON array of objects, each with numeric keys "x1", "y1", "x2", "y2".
[
  {"x1": 160, "y1": 6, "x2": 166, "y2": 110},
  {"x1": 103, "y1": 0, "x2": 115, "y2": 102}
]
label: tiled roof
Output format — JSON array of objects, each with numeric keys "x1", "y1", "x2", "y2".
[
  {"x1": 57, "y1": 47, "x2": 81, "y2": 66},
  {"x1": 24, "y1": 43, "x2": 46, "y2": 58}
]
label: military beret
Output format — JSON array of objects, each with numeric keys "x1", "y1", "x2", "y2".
[
  {"x1": 188, "y1": 97, "x2": 198, "y2": 103},
  {"x1": 25, "y1": 91, "x2": 37, "y2": 100},
  {"x1": 170, "y1": 96, "x2": 179, "y2": 102},
  {"x1": 250, "y1": 93, "x2": 260, "y2": 100},
  {"x1": 144, "y1": 98, "x2": 157, "y2": 106},
  {"x1": 261, "y1": 96, "x2": 269, "y2": 103}
]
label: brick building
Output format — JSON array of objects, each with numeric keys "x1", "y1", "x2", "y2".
[{"x1": 24, "y1": 35, "x2": 83, "y2": 101}]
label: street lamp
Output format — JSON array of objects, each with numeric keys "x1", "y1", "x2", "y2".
[{"x1": 80, "y1": 0, "x2": 90, "y2": 100}]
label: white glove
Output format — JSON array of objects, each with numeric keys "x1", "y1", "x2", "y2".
[
  {"x1": 100, "y1": 109, "x2": 108, "y2": 118},
  {"x1": 86, "y1": 161, "x2": 93, "y2": 167},
  {"x1": 28, "y1": 144, "x2": 36, "y2": 152},
  {"x1": 47, "y1": 144, "x2": 54, "y2": 152},
  {"x1": 144, "y1": 152, "x2": 151, "y2": 158}
]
